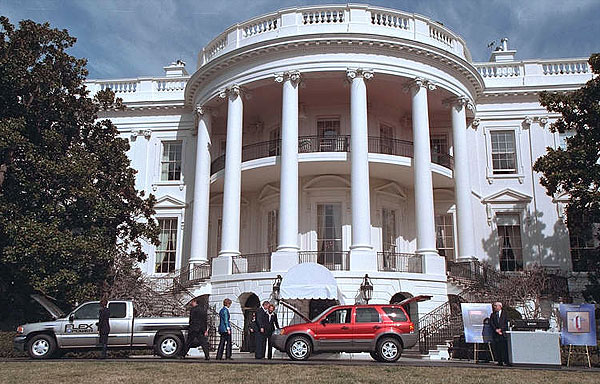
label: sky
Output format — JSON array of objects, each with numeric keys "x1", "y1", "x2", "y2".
[{"x1": 2, "y1": 0, "x2": 599, "y2": 79}]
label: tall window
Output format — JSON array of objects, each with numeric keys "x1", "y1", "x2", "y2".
[
  {"x1": 435, "y1": 214, "x2": 455, "y2": 261},
  {"x1": 497, "y1": 213, "x2": 523, "y2": 271},
  {"x1": 317, "y1": 203, "x2": 343, "y2": 269},
  {"x1": 568, "y1": 214, "x2": 597, "y2": 272},
  {"x1": 156, "y1": 218, "x2": 178, "y2": 273},
  {"x1": 380, "y1": 124, "x2": 394, "y2": 154},
  {"x1": 558, "y1": 130, "x2": 575, "y2": 151},
  {"x1": 382, "y1": 208, "x2": 397, "y2": 253},
  {"x1": 490, "y1": 131, "x2": 517, "y2": 174},
  {"x1": 269, "y1": 128, "x2": 281, "y2": 156},
  {"x1": 216, "y1": 218, "x2": 222, "y2": 255},
  {"x1": 267, "y1": 209, "x2": 279, "y2": 252},
  {"x1": 430, "y1": 134, "x2": 448, "y2": 155},
  {"x1": 317, "y1": 119, "x2": 341, "y2": 152},
  {"x1": 160, "y1": 142, "x2": 182, "y2": 181}
]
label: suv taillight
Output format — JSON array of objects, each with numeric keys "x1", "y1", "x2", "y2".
[{"x1": 409, "y1": 323, "x2": 414, "y2": 332}]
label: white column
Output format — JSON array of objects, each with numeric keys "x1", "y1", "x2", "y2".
[
  {"x1": 348, "y1": 69, "x2": 377, "y2": 271},
  {"x1": 271, "y1": 71, "x2": 301, "y2": 272},
  {"x1": 213, "y1": 85, "x2": 243, "y2": 275},
  {"x1": 189, "y1": 106, "x2": 211, "y2": 265},
  {"x1": 348, "y1": 69, "x2": 373, "y2": 251},
  {"x1": 408, "y1": 78, "x2": 442, "y2": 274},
  {"x1": 448, "y1": 96, "x2": 477, "y2": 261}
]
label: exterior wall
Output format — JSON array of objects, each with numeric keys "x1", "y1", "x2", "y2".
[{"x1": 87, "y1": 4, "x2": 594, "y2": 326}]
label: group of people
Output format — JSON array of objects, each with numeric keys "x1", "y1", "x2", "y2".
[{"x1": 248, "y1": 301, "x2": 279, "y2": 359}]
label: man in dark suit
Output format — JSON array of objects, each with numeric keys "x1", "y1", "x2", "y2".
[
  {"x1": 490, "y1": 301, "x2": 510, "y2": 366},
  {"x1": 181, "y1": 298, "x2": 210, "y2": 360},
  {"x1": 97, "y1": 298, "x2": 110, "y2": 359},
  {"x1": 254, "y1": 301, "x2": 270, "y2": 359}
]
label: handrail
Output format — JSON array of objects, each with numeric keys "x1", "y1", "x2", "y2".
[
  {"x1": 298, "y1": 251, "x2": 350, "y2": 271},
  {"x1": 417, "y1": 295, "x2": 464, "y2": 354},
  {"x1": 210, "y1": 135, "x2": 454, "y2": 174},
  {"x1": 376, "y1": 252, "x2": 423, "y2": 273},
  {"x1": 232, "y1": 253, "x2": 271, "y2": 274}
]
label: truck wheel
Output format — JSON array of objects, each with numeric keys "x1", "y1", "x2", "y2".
[
  {"x1": 286, "y1": 335, "x2": 311, "y2": 361},
  {"x1": 376, "y1": 337, "x2": 402, "y2": 363},
  {"x1": 27, "y1": 334, "x2": 56, "y2": 359},
  {"x1": 155, "y1": 334, "x2": 182, "y2": 358}
]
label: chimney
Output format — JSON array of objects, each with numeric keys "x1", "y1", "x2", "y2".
[
  {"x1": 489, "y1": 37, "x2": 516, "y2": 62},
  {"x1": 163, "y1": 60, "x2": 189, "y2": 77}
]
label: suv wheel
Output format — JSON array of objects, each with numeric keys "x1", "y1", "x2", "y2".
[
  {"x1": 286, "y1": 335, "x2": 311, "y2": 361},
  {"x1": 27, "y1": 334, "x2": 56, "y2": 359},
  {"x1": 155, "y1": 334, "x2": 182, "y2": 358},
  {"x1": 376, "y1": 337, "x2": 402, "y2": 362}
]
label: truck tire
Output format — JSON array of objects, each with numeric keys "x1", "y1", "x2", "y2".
[
  {"x1": 27, "y1": 334, "x2": 56, "y2": 359},
  {"x1": 286, "y1": 335, "x2": 311, "y2": 361},
  {"x1": 376, "y1": 337, "x2": 402, "y2": 363},
  {"x1": 155, "y1": 334, "x2": 182, "y2": 358}
]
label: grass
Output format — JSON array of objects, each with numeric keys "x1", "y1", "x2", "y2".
[{"x1": 0, "y1": 362, "x2": 598, "y2": 384}]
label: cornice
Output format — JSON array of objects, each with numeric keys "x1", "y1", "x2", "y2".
[{"x1": 185, "y1": 34, "x2": 484, "y2": 107}]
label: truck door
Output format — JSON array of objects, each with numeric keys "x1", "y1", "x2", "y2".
[
  {"x1": 107, "y1": 302, "x2": 131, "y2": 346},
  {"x1": 60, "y1": 302, "x2": 100, "y2": 348}
]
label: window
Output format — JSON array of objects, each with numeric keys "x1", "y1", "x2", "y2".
[
  {"x1": 435, "y1": 214, "x2": 455, "y2": 261},
  {"x1": 317, "y1": 203, "x2": 343, "y2": 269},
  {"x1": 216, "y1": 218, "x2": 222, "y2": 255},
  {"x1": 324, "y1": 308, "x2": 351, "y2": 324},
  {"x1": 160, "y1": 142, "x2": 182, "y2": 181},
  {"x1": 108, "y1": 302, "x2": 127, "y2": 318},
  {"x1": 558, "y1": 130, "x2": 575, "y2": 150},
  {"x1": 267, "y1": 209, "x2": 279, "y2": 252},
  {"x1": 430, "y1": 134, "x2": 448, "y2": 155},
  {"x1": 269, "y1": 128, "x2": 281, "y2": 156},
  {"x1": 490, "y1": 131, "x2": 517, "y2": 174},
  {"x1": 382, "y1": 307, "x2": 408, "y2": 322},
  {"x1": 73, "y1": 303, "x2": 101, "y2": 320},
  {"x1": 380, "y1": 124, "x2": 394, "y2": 154},
  {"x1": 356, "y1": 308, "x2": 381, "y2": 323},
  {"x1": 568, "y1": 215, "x2": 597, "y2": 272},
  {"x1": 497, "y1": 213, "x2": 523, "y2": 271},
  {"x1": 156, "y1": 218, "x2": 178, "y2": 273},
  {"x1": 382, "y1": 208, "x2": 397, "y2": 253},
  {"x1": 317, "y1": 119, "x2": 342, "y2": 152}
]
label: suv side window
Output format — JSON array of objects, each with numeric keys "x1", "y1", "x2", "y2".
[
  {"x1": 73, "y1": 303, "x2": 101, "y2": 319},
  {"x1": 382, "y1": 307, "x2": 408, "y2": 322},
  {"x1": 108, "y1": 302, "x2": 127, "y2": 318},
  {"x1": 355, "y1": 307, "x2": 381, "y2": 323},
  {"x1": 325, "y1": 308, "x2": 352, "y2": 324}
]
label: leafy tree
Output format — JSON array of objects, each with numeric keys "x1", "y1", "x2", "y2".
[
  {"x1": 0, "y1": 17, "x2": 159, "y2": 328},
  {"x1": 533, "y1": 54, "x2": 600, "y2": 303}
]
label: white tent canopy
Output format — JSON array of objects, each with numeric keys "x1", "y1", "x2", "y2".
[{"x1": 280, "y1": 262, "x2": 338, "y2": 300}]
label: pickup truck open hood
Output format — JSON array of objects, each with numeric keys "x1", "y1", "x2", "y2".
[{"x1": 31, "y1": 294, "x2": 66, "y2": 319}]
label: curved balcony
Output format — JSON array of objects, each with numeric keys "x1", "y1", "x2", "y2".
[{"x1": 210, "y1": 136, "x2": 453, "y2": 175}]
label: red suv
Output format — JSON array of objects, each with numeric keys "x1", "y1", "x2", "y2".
[{"x1": 271, "y1": 303, "x2": 417, "y2": 362}]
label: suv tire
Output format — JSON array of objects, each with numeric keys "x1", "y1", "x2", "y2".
[
  {"x1": 27, "y1": 334, "x2": 56, "y2": 359},
  {"x1": 286, "y1": 335, "x2": 311, "y2": 361},
  {"x1": 155, "y1": 334, "x2": 182, "y2": 358},
  {"x1": 376, "y1": 337, "x2": 402, "y2": 362}
]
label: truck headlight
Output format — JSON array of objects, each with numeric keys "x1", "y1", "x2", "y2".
[{"x1": 16, "y1": 326, "x2": 24, "y2": 334}]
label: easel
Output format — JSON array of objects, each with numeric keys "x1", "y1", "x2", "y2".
[
  {"x1": 566, "y1": 344, "x2": 592, "y2": 368},
  {"x1": 474, "y1": 342, "x2": 494, "y2": 363}
]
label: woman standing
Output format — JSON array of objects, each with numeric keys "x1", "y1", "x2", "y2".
[{"x1": 216, "y1": 298, "x2": 232, "y2": 360}]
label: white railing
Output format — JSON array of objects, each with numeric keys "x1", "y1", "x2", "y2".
[
  {"x1": 199, "y1": 5, "x2": 470, "y2": 65},
  {"x1": 477, "y1": 63, "x2": 522, "y2": 78},
  {"x1": 302, "y1": 9, "x2": 345, "y2": 24},
  {"x1": 156, "y1": 78, "x2": 186, "y2": 92},
  {"x1": 542, "y1": 61, "x2": 590, "y2": 75},
  {"x1": 243, "y1": 16, "x2": 279, "y2": 38},
  {"x1": 371, "y1": 11, "x2": 410, "y2": 30},
  {"x1": 100, "y1": 80, "x2": 138, "y2": 93}
]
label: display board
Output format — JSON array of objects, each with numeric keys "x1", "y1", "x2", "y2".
[
  {"x1": 559, "y1": 303, "x2": 597, "y2": 346},
  {"x1": 461, "y1": 303, "x2": 494, "y2": 343}
]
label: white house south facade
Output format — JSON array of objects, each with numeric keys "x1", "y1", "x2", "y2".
[{"x1": 86, "y1": 5, "x2": 593, "y2": 332}]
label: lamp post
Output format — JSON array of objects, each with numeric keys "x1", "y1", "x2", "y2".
[
  {"x1": 272, "y1": 274, "x2": 282, "y2": 301},
  {"x1": 360, "y1": 274, "x2": 373, "y2": 304}
]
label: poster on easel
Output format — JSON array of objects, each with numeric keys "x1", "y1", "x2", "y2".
[
  {"x1": 559, "y1": 303, "x2": 597, "y2": 346},
  {"x1": 461, "y1": 303, "x2": 493, "y2": 343}
]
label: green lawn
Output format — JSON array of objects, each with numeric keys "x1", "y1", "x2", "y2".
[{"x1": 0, "y1": 362, "x2": 598, "y2": 384}]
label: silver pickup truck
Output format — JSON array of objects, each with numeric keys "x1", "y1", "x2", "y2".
[{"x1": 14, "y1": 296, "x2": 189, "y2": 359}]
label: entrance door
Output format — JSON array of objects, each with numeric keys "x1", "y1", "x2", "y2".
[
  {"x1": 241, "y1": 293, "x2": 260, "y2": 352},
  {"x1": 317, "y1": 203, "x2": 344, "y2": 270}
]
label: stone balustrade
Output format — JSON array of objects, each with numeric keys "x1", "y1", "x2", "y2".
[
  {"x1": 199, "y1": 4, "x2": 471, "y2": 65},
  {"x1": 86, "y1": 76, "x2": 189, "y2": 103}
]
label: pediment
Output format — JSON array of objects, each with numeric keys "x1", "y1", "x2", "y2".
[
  {"x1": 155, "y1": 195, "x2": 186, "y2": 209},
  {"x1": 482, "y1": 188, "x2": 532, "y2": 204},
  {"x1": 374, "y1": 182, "x2": 407, "y2": 200},
  {"x1": 303, "y1": 175, "x2": 350, "y2": 191},
  {"x1": 258, "y1": 184, "x2": 280, "y2": 202}
]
